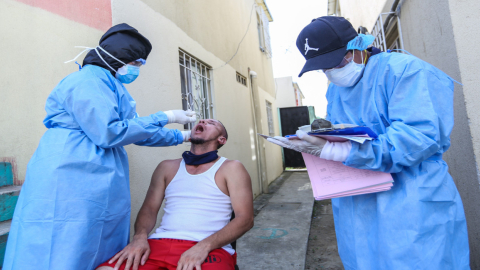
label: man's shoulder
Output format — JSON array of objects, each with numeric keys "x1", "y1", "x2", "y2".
[
  {"x1": 221, "y1": 158, "x2": 246, "y2": 170},
  {"x1": 219, "y1": 158, "x2": 250, "y2": 181},
  {"x1": 152, "y1": 158, "x2": 182, "y2": 183},
  {"x1": 156, "y1": 158, "x2": 182, "y2": 172},
  {"x1": 160, "y1": 158, "x2": 183, "y2": 164}
]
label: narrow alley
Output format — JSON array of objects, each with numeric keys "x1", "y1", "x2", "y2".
[{"x1": 237, "y1": 172, "x2": 344, "y2": 270}]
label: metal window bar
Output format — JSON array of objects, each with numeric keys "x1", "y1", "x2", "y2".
[
  {"x1": 236, "y1": 72, "x2": 247, "y2": 86},
  {"x1": 371, "y1": 12, "x2": 404, "y2": 52},
  {"x1": 179, "y1": 50, "x2": 213, "y2": 130},
  {"x1": 266, "y1": 101, "x2": 274, "y2": 137}
]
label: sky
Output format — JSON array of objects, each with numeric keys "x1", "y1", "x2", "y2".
[{"x1": 267, "y1": 0, "x2": 329, "y2": 117}]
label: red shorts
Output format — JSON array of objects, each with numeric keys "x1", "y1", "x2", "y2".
[{"x1": 97, "y1": 238, "x2": 236, "y2": 270}]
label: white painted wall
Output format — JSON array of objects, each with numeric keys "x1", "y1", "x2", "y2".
[
  {"x1": 0, "y1": 0, "x2": 105, "y2": 184},
  {"x1": 112, "y1": 0, "x2": 283, "y2": 233},
  {"x1": 275, "y1": 76, "x2": 296, "y2": 108},
  {"x1": 0, "y1": 0, "x2": 283, "y2": 240}
]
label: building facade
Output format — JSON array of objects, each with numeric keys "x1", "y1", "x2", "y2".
[
  {"x1": 328, "y1": 0, "x2": 480, "y2": 267},
  {"x1": 275, "y1": 76, "x2": 305, "y2": 108},
  {"x1": 0, "y1": 0, "x2": 283, "y2": 242}
]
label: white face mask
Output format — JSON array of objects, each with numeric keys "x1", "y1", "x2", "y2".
[{"x1": 324, "y1": 50, "x2": 366, "y2": 87}]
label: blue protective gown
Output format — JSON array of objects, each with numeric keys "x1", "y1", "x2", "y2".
[
  {"x1": 326, "y1": 52, "x2": 470, "y2": 269},
  {"x1": 3, "y1": 65, "x2": 183, "y2": 270}
]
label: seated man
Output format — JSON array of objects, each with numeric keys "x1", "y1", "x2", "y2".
[{"x1": 97, "y1": 119, "x2": 254, "y2": 270}]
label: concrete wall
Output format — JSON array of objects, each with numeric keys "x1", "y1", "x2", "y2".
[
  {"x1": 0, "y1": 0, "x2": 110, "y2": 185},
  {"x1": 0, "y1": 0, "x2": 282, "y2": 239},
  {"x1": 447, "y1": 1, "x2": 480, "y2": 267},
  {"x1": 398, "y1": 1, "x2": 480, "y2": 265},
  {"x1": 275, "y1": 76, "x2": 296, "y2": 108},
  {"x1": 257, "y1": 86, "x2": 284, "y2": 185},
  {"x1": 138, "y1": 0, "x2": 276, "y2": 99},
  {"x1": 338, "y1": 0, "x2": 480, "y2": 267},
  {"x1": 112, "y1": 0, "x2": 282, "y2": 232}
]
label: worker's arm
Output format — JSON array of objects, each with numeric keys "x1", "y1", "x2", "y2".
[
  {"x1": 176, "y1": 160, "x2": 254, "y2": 270},
  {"x1": 344, "y1": 64, "x2": 448, "y2": 173},
  {"x1": 109, "y1": 160, "x2": 171, "y2": 270},
  {"x1": 62, "y1": 78, "x2": 183, "y2": 148}
]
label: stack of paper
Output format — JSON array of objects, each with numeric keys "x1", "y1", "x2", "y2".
[
  {"x1": 302, "y1": 153, "x2": 393, "y2": 200},
  {"x1": 260, "y1": 125, "x2": 394, "y2": 200}
]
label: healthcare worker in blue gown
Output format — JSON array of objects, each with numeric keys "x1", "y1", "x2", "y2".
[
  {"x1": 3, "y1": 23, "x2": 197, "y2": 270},
  {"x1": 268, "y1": 17, "x2": 470, "y2": 269}
]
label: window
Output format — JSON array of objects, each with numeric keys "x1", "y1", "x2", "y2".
[
  {"x1": 256, "y1": 7, "x2": 272, "y2": 58},
  {"x1": 371, "y1": 13, "x2": 404, "y2": 52},
  {"x1": 236, "y1": 72, "x2": 247, "y2": 86},
  {"x1": 265, "y1": 101, "x2": 275, "y2": 137},
  {"x1": 179, "y1": 50, "x2": 213, "y2": 130}
]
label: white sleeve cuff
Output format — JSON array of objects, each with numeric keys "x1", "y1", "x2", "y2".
[
  {"x1": 164, "y1": 110, "x2": 175, "y2": 124},
  {"x1": 320, "y1": 141, "x2": 352, "y2": 162},
  {"x1": 181, "y1": 130, "x2": 191, "y2": 142}
]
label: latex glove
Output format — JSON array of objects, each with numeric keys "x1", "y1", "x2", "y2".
[
  {"x1": 164, "y1": 110, "x2": 196, "y2": 125},
  {"x1": 267, "y1": 130, "x2": 327, "y2": 157},
  {"x1": 320, "y1": 141, "x2": 352, "y2": 162},
  {"x1": 181, "y1": 130, "x2": 191, "y2": 142}
]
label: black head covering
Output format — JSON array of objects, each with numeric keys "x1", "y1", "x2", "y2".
[{"x1": 83, "y1": 23, "x2": 152, "y2": 75}]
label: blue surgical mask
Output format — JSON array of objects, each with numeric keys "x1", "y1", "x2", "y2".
[
  {"x1": 325, "y1": 50, "x2": 366, "y2": 87},
  {"x1": 115, "y1": 64, "x2": 140, "y2": 84}
]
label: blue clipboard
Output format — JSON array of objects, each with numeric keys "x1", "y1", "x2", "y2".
[{"x1": 285, "y1": 126, "x2": 378, "y2": 139}]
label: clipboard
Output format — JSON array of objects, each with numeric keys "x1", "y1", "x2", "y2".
[{"x1": 285, "y1": 126, "x2": 378, "y2": 139}]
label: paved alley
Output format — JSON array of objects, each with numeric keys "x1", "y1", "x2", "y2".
[{"x1": 236, "y1": 172, "x2": 314, "y2": 270}]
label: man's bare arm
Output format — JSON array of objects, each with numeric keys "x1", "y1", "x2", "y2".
[
  {"x1": 109, "y1": 160, "x2": 170, "y2": 270},
  {"x1": 132, "y1": 161, "x2": 169, "y2": 238},
  {"x1": 199, "y1": 160, "x2": 254, "y2": 248},
  {"x1": 176, "y1": 160, "x2": 254, "y2": 270}
]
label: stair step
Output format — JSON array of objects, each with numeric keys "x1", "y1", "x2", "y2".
[
  {"x1": 0, "y1": 220, "x2": 11, "y2": 267},
  {"x1": 0, "y1": 186, "x2": 21, "y2": 196},
  {"x1": 0, "y1": 186, "x2": 20, "y2": 222},
  {"x1": 0, "y1": 220, "x2": 11, "y2": 236},
  {"x1": 0, "y1": 163, "x2": 13, "y2": 188}
]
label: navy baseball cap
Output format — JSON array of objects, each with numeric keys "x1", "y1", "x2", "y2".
[{"x1": 296, "y1": 16, "x2": 358, "y2": 77}]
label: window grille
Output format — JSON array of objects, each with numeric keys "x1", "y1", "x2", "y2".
[
  {"x1": 179, "y1": 50, "x2": 214, "y2": 130},
  {"x1": 265, "y1": 101, "x2": 274, "y2": 137},
  {"x1": 256, "y1": 7, "x2": 272, "y2": 58},
  {"x1": 371, "y1": 12, "x2": 404, "y2": 52},
  {"x1": 236, "y1": 72, "x2": 247, "y2": 86}
]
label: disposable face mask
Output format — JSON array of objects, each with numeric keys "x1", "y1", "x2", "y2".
[
  {"x1": 116, "y1": 65, "x2": 140, "y2": 84},
  {"x1": 325, "y1": 50, "x2": 366, "y2": 87},
  {"x1": 64, "y1": 46, "x2": 144, "y2": 83}
]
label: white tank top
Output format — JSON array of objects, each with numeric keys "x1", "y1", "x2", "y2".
[{"x1": 149, "y1": 157, "x2": 234, "y2": 254}]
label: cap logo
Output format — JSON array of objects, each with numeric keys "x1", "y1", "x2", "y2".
[{"x1": 304, "y1": 38, "x2": 319, "y2": 56}]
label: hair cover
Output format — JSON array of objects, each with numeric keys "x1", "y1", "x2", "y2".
[{"x1": 83, "y1": 23, "x2": 152, "y2": 75}]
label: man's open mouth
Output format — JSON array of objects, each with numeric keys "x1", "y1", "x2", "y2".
[{"x1": 194, "y1": 125, "x2": 204, "y2": 133}]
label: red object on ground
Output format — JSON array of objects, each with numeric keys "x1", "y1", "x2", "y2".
[{"x1": 97, "y1": 238, "x2": 237, "y2": 270}]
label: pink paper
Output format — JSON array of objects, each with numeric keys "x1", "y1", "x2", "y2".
[
  {"x1": 316, "y1": 185, "x2": 392, "y2": 200},
  {"x1": 302, "y1": 153, "x2": 393, "y2": 200},
  {"x1": 316, "y1": 184, "x2": 393, "y2": 199}
]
